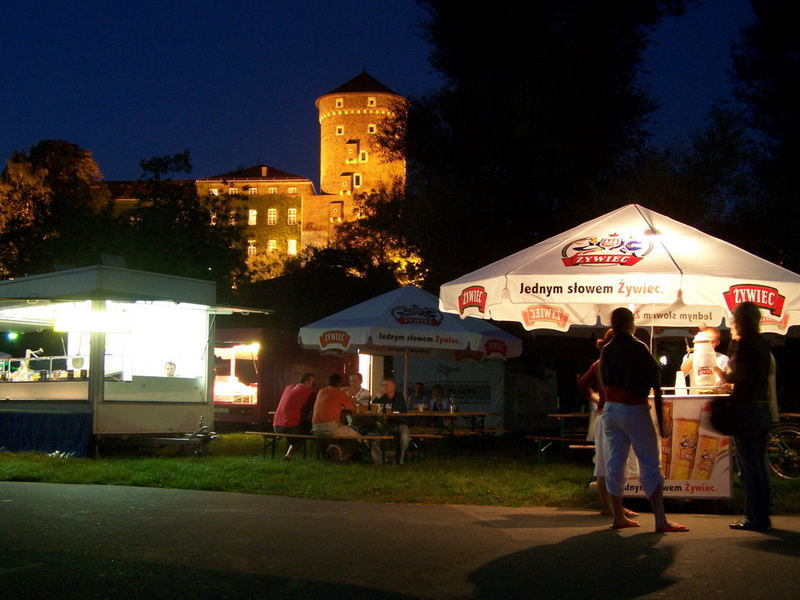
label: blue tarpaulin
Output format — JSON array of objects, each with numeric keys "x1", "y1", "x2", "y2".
[{"x1": 0, "y1": 412, "x2": 92, "y2": 457}]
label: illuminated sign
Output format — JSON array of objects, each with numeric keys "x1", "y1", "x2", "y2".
[
  {"x1": 722, "y1": 284, "x2": 785, "y2": 316},
  {"x1": 458, "y1": 286, "x2": 488, "y2": 314},
  {"x1": 319, "y1": 330, "x2": 350, "y2": 350},
  {"x1": 521, "y1": 305, "x2": 569, "y2": 328},
  {"x1": 561, "y1": 233, "x2": 652, "y2": 267}
]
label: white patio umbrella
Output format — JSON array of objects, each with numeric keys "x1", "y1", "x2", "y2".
[
  {"x1": 439, "y1": 204, "x2": 800, "y2": 334},
  {"x1": 298, "y1": 286, "x2": 522, "y2": 395}
]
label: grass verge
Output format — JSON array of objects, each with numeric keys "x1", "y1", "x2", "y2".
[{"x1": 1, "y1": 434, "x2": 799, "y2": 513}]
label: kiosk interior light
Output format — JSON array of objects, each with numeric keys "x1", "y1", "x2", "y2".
[
  {"x1": 6, "y1": 332, "x2": 18, "y2": 340},
  {"x1": 53, "y1": 307, "x2": 132, "y2": 333}
]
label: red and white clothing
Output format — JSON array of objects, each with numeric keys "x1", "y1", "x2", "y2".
[{"x1": 273, "y1": 384, "x2": 315, "y2": 428}]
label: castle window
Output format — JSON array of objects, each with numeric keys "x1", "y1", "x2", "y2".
[
  {"x1": 287, "y1": 239, "x2": 297, "y2": 255},
  {"x1": 287, "y1": 208, "x2": 297, "y2": 225},
  {"x1": 247, "y1": 240, "x2": 257, "y2": 257},
  {"x1": 335, "y1": 97, "x2": 344, "y2": 108},
  {"x1": 267, "y1": 208, "x2": 277, "y2": 225},
  {"x1": 268, "y1": 187, "x2": 277, "y2": 194},
  {"x1": 248, "y1": 209, "x2": 257, "y2": 225},
  {"x1": 209, "y1": 188, "x2": 219, "y2": 196},
  {"x1": 336, "y1": 125, "x2": 344, "y2": 135},
  {"x1": 228, "y1": 187, "x2": 238, "y2": 195},
  {"x1": 248, "y1": 187, "x2": 258, "y2": 195},
  {"x1": 287, "y1": 187, "x2": 297, "y2": 195},
  {"x1": 359, "y1": 151, "x2": 368, "y2": 162},
  {"x1": 367, "y1": 124, "x2": 376, "y2": 134},
  {"x1": 267, "y1": 239, "x2": 277, "y2": 252},
  {"x1": 367, "y1": 97, "x2": 376, "y2": 107},
  {"x1": 353, "y1": 173, "x2": 362, "y2": 188}
]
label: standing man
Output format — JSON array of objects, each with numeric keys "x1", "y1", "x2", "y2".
[
  {"x1": 273, "y1": 373, "x2": 315, "y2": 460},
  {"x1": 312, "y1": 373, "x2": 360, "y2": 461},
  {"x1": 600, "y1": 307, "x2": 688, "y2": 533}
]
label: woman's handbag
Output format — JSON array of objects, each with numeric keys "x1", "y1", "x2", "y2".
[{"x1": 710, "y1": 396, "x2": 745, "y2": 435}]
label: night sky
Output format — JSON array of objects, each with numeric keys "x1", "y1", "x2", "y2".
[{"x1": 1, "y1": 0, "x2": 753, "y2": 189}]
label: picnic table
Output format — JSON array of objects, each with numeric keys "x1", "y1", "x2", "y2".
[{"x1": 351, "y1": 410, "x2": 495, "y2": 436}]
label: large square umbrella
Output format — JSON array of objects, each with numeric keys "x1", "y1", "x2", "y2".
[
  {"x1": 298, "y1": 286, "x2": 521, "y2": 393},
  {"x1": 439, "y1": 204, "x2": 800, "y2": 333}
]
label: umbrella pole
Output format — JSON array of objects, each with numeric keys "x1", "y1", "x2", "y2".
[{"x1": 403, "y1": 348, "x2": 409, "y2": 400}]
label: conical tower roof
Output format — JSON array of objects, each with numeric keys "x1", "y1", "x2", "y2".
[{"x1": 321, "y1": 71, "x2": 398, "y2": 96}]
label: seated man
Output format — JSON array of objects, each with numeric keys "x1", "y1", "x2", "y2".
[
  {"x1": 311, "y1": 373, "x2": 360, "y2": 461},
  {"x1": 681, "y1": 326, "x2": 728, "y2": 387},
  {"x1": 375, "y1": 378, "x2": 411, "y2": 465},
  {"x1": 407, "y1": 382, "x2": 430, "y2": 411},
  {"x1": 344, "y1": 372, "x2": 371, "y2": 406},
  {"x1": 273, "y1": 373, "x2": 315, "y2": 460}
]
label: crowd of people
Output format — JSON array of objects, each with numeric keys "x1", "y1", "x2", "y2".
[
  {"x1": 273, "y1": 371, "x2": 432, "y2": 464},
  {"x1": 274, "y1": 302, "x2": 780, "y2": 533},
  {"x1": 578, "y1": 302, "x2": 780, "y2": 533}
]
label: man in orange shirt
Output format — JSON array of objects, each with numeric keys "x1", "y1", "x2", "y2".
[{"x1": 312, "y1": 373, "x2": 360, "y2": 461}]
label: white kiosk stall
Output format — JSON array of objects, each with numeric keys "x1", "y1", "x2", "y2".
[{"x1": 0, "y1": 266, "x2": 220, "y2": 456}]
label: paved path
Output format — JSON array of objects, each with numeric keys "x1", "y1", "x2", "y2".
[{"x1": 1, "y1": 482, "x2": 798, "y2": 599}]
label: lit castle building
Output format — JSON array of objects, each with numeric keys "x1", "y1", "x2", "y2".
[{"x1": 116, "y1": 72, "x2": 406, "y2": 260}]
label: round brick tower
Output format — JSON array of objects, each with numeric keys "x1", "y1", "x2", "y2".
[{"x1": 316, "y1": 71, "x2": 406, "y2": 196}]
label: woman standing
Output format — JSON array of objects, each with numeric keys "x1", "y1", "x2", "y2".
[
  {"x1": 721, "y1": 302, "x2": 773, "y2": 531},
  {"x1": 578, "y1": 330, "x2": 638, "y2": 518}
]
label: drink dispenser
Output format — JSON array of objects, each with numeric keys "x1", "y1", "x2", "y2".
[{"x1": 692, "y1": 331, "x2": 716, "y2": 388}]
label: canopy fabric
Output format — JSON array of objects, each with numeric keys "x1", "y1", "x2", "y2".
[
  {"x1": 0, "y1": 265, "x2": 216, "y2": 305},
  {"x1": 298, "y1": 286, "x2": 521, "y2": 360},
  {"x1": 439, "y1": 204, "x2": 800, "y2": 333}
]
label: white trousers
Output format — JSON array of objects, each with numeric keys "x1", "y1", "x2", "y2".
[
  {"x1": 593, "y1": 412, "x2": 640, "y2": 478},
  {"x1": 603, "y1": 402, "x2": 663, "y2": 497}
]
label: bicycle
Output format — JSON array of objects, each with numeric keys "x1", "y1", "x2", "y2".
[{"x1": 767, "y1": 422, "x2": 800, "y2": 479}]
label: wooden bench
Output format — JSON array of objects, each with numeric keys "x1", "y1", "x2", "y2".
[
  {"x1": 246, "y1": 431, "x2": 393, "y2": 460},
  {"x1": 526, "y1": 435, "x2": 594, "y2": 462}
]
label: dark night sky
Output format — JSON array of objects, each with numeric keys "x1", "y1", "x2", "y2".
[{"x1": 1, "y1": 1, "x2": 753, "y2": 189}]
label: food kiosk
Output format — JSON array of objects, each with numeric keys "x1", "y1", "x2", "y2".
[{"x1": 0, "y1": 266, "x2": 229, "y2": 456}]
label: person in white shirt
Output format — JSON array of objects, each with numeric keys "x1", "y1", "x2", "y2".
[
  {"x1": 681, "y1": 326, "x2": 729, "y2": 387},
  {"x1": 344, "y1": 372, "x2": 371, "y2": 405}
]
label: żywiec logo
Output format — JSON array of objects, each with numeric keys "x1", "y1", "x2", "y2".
[
  {"x1": 723, "y1": 284, "x2": 785, "y2": 316},
  {"x1": 483, "y1": 339, "x2": 508, "y2": 358},
  {"x1": 391, "y1": 305, "x2": 443, "y2": 326},
  {"x1": 521, "y1": 306, "x2": 569, "y2": 328},
  {"x1": 561, "y1": 233, "x2": 652, "y2": 267},
  {"x1": 319, "y1": 330, "x2": 350, "y2": 350},
  {"x1": 458, "y1": 286, "x2": 488, "y2": 314}
]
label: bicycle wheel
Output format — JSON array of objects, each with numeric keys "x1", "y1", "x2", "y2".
[{"x1": 767, "y1": 424, "x2": 800, "y2": 479}]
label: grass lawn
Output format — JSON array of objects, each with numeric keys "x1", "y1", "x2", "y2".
[{"x1": 1, "y1": 434, "x2": 799, "y2": 514}]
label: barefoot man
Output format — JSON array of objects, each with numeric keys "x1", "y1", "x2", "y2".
[{"x1": 599, "y1": 307, "x2": 689, "y2": 533}]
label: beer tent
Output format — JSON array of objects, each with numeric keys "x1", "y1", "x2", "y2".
[
  {"x1": 439, "y1": 204, "x2": 800, "y2": 333},
  {"x1": 299, "y1": 286, "x2": 521, "y2": 406}
]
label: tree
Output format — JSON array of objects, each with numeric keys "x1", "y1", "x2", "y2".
[
  {"x1": 597, "y1": 103, "x2": 754, "y2": 232},
  {"x1": 372, "y1": 1, "x2": 691, "y2": 288},
  {"x1": 0, "y1": 139, "x2": 113, "y2": 277},
  {"x1": 115, "y1": 152, "x2": 249, "y2": 295},
  {"x1": 731, "y1": 0, "x2": 800, "y2": 270}
]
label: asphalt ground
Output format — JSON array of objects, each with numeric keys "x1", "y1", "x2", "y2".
[{"x1": 1, "y1": 482, "x2": 798, "y2": 599}]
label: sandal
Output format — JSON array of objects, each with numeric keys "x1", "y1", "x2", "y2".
[
  {"x1": 656, "y1": 523, "x2": 689, "y2": 533},
  {"x1": 610, "y1": 520, "x2": 640, "y2": 529}
]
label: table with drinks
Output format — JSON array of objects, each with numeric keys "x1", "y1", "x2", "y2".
[{"x1": 349, "y1": 403, "x2": 494, "y2": 437}]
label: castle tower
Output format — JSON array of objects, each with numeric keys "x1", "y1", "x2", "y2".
[{"x1": 316, "y1": 71, "x2": 406, "y2": 196}]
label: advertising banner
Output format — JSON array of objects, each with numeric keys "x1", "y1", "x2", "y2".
[{"x1": 624, "y1": 396, "x2": 732, "y2": 499}]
